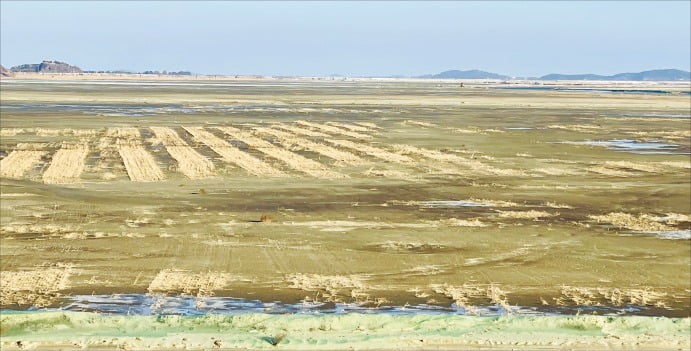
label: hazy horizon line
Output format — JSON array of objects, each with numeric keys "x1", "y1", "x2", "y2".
[{"x1": 3, "y1": 60, "x2": 690, "y2": 79}]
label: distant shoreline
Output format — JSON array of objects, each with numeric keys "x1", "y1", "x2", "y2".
[{"x1": 3, "y1": 72, "x2": 690, "y2": 90}]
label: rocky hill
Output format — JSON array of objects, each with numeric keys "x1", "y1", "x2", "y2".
[
  {"x1": 419, "y1": 69, "x2": 510, "y2": 80},
  {"x1": 0, "y1": 65, "x2": 14, "y2": 77},
  {"x1": 10, "y1": 60, "x2": 82, "y2": 74}
]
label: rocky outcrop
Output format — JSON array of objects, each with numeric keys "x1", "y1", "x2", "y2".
[
  {"x1": 10, "y1": 60, "x2": 82, "y2": 74},
  {"x1": 0, "y1": 65, "x2": 14, "y2": 77},
  {"x1": 11, "y1": 63, "x2": 40, "y2": 72},
  {"x1": 38, "y1": 60, "x2": 82, "y2": 73}
]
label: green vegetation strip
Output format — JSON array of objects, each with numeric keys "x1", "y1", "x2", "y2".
[{"x1": 0, "y1": 312, "x2": 689, "y2": 350}]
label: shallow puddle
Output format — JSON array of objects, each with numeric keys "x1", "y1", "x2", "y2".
[
  {"x1": 412, "y1": 200, "x2": 495, "y2": 208},
  {"x1": 559, "y1": 139, "x2": 685, "y2": 154},
  {"x1": 14, "y1": 294, "x2": 662, "y2": 317},
  {"x1": 495, "y1": 86, "x2": 676, "y2": 95},
  {"x1": 653, "y1": 230, "x2": 691, "y2": 240},
  {"x1": 616, "y1": 113, "x2": 691, "y2": 119}
]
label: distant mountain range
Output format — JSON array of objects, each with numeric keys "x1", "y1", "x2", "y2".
[
  {"x1": 540, "y1": 69, "x2": 690, "y2": 81},
  {"x1": 419, "y1": 68, "x2": 690, "y2": 81}
]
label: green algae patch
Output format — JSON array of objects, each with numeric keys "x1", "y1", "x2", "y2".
[{"x1": 1, "y1": 312, "x2": 689, "y2": 350}]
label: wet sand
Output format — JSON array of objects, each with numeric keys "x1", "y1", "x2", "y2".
[{"x1": 0, "y1": 76, "x2": 689, "y2": 349}]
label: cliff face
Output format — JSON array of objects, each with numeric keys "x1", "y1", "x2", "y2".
[
  {"x1": 0, "y1": 65, "x2": 14, "y2": 77},
  {"x1": 11, "y1": 60, "x2": 82, "y2": 73}
]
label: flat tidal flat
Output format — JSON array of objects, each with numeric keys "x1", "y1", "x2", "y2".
[{"x1": 0, "y1": 77, "x2": 689, "y2": 349}]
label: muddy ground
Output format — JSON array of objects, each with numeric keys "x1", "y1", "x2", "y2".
[{"x1": 0, "y1": 78, "x2": 689, "y2": 317}]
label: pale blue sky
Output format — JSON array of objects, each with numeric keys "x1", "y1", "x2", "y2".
[{"x1": 1, "y1": 1, "x2": 689, "y2": 77}]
